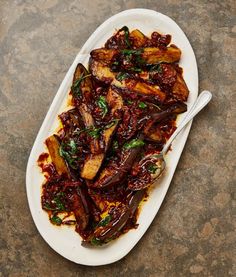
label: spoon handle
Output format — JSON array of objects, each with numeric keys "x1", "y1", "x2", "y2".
[{"x1": 162, "y1": 90, "x2": 212, "y2": 155}]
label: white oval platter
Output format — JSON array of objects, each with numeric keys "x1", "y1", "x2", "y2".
[{"x1": 26, "y1": 8, "x2": 198, "y2": 266}]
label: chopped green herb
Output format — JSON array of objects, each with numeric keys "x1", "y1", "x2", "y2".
[
  {"x1": 121, "y1": 49, "x2": 143, "y2": 55},
  {"x1": 73, "y1": 128, "x2": 85, "y2": 136},
  {"x1": 149, "y1": 64, "x2": 162, "y2": 73},
  {"x1": 97, "y1": 215, "x2": 112, "y2": 227},
  {"x1": 68, "y1": 139, "x2": 77, "y2": 154},
  {"x1": 138, "y1": 102, "x2": 147, "y2": 109},
  {"x1": 112, "y1": 140, "x2": 119, "y2": 150},
  {"x1": 120, "y1": 26, "x2": 131, "y2": 48},
  {"x1": 87, "y1": 127, "x2": 102, "y2": 139},
  {"x1": 136, "y1": 54, "x2": 146, "y2": 65},
  {"x1": 90, "y1": 237, "x2": 102, "y2": 246},
  {"x1": 148, "y1": 164, "x2": 158, "y2": 174},
  {"x1": 97, "y1": 96, "x2": 108, "y2": 118},
  {"x1": 50, "y1": 215, "x2": 62, "y2": 225},
  {"x1": 127, "y1": 100, "x2": 133, "y2": 105},
  {"x1": 59, "y1": 139, "x2": 78, "y2": 169},
  {"x1": 52, "y1": 192, "x2": 65, "y2": 211},
  {"x1": 71, "y1": 73, "x2": 91, "y2": 96},
  {"x1": 112, "y1": 61, "x2": 119, "y2": 66},
  {"x1": 59, "y1": 146, "x2": 76, "y2": 169},
  {"x1": 124, "y1": 138, "x2": 145, "y2": 149},
  {"x1": 116, "y1": 72, "x2": 130, "y2": 82},
  {"x1": 130, "y1": 67, "x2": 142, "y2": 73},
  {"x1": 43, "y1": 203, "x2": 57, "y2": 211}
]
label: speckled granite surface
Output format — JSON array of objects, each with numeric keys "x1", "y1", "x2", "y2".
[{"x1": 0, "y1": 0, "x2": 235, "y2": 276}]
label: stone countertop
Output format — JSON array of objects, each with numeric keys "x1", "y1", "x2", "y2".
[{"x1": 0, "y1": 1, "x2": 235, "y2": 276}]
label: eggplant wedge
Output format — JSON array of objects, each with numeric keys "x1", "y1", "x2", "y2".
[
  {"x1": 93, "y1": 137, "x2": 144, "y2": 189},
  {"x1": 79, "y1": 103, "x2": 94, "y2": 128},
  {"x1": 45, "y1": 135, "x2": 69, "y2": 177},
  {"x1": 72, "y1": 64, "x2": 101, "y2": 153},
  {"x1": 72, "y1": 64, "x2": 104, "y2": 179},
  {"x1": 83, "y1": 190, "x2": 145, "y2": 245},
  {"x1": 130, "y1": 29, "x2": 148, "y2": 48},
  {"x1": 143, "y1": 102, "x2": 187, "y2": 141},
  {"x1": 172, "y1": 73, "x2": 189, "y2": 102},
  {"x1": 71, "y1": 63, "x2": 93, "y2": 104},
  {"x1": 89, "y1": 58, "x2": 116, "y2": 84},
  {"x1": 89, "y1": 59, "x2": 166, "y2": 102},
  {"x1": 90, "y1": 45, "x2": 181, "y2": 65},
  {"x1": 113, "y1": 79, "x2": 166, "y2": 103},
  {"x1": 71, "y1": 191, "x2": 89, "y2": 231},
  {"x1": 81, "y1": 121, "x2": 119, "y2": 180},
  {"x1": 81, "y1": 153, "x2": 104, "y2": 180},
  {"x1": 141, "y1": 46, "x2": 181, "y2": 64},
  {"x1": 90, "y1": 49, "x2": 118, "y2": 65},
  {"x1": 106, "y1": 87, "x2": 123, "y2": 113},
  {"x1": 81, "y1": 90, "x2": 121, "y2": 180}
]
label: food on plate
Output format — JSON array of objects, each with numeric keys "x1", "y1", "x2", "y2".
[{"x1": 38, "y1": 26, "x2": 189, "y2": 246}]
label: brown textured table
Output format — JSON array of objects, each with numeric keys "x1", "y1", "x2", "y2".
[{"x1": 0, "y1": 1, "x2": 235, "y2": 276}]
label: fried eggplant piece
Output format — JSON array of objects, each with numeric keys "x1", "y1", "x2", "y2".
[
  {"x1": 142, "y1": 45, "x2": 181, "y2": 64},
  {"x1": 72, "y1": 64, "x2": 100, "y2": 153},
  {"x1": 105, "y1": 26, "x2": 131, "y2": 49},
  {"x1": 93, "y1": 136, "x2": 144, "y2": 188},
  {"x1": 150, "y1": 102, "x2": 187, "y2": 121},
  {"x1": 81, "y1": 153, "x2": 104, "y2": 180},
  {"x1": 143, "y1": 102, "x2": 187, "y2": 141},
  {"x1": 72, "y1": 64, "x2": 104, "y2": 179},
  {"x1": 114, "y1": 79, "x2": 166, "y2": 103},
  {"x1": 41, "y1": 178, "x2": 89, "y2": 231},
  {"x1": 81, "y1": 90, "x2": 121, "y2": 180},
  {"x1": 79, "y1": 103, "x2": 94, "y2": 127},
  {"x1": 72, "y1": 190, "x2": 89, "y2": 231},
  {"x1": 90, "y1": 45, "x2": 181, "y2": 65},
  {"x1": 83, "y1": 190, "x2": 145, "y2": 245},
  {"x1": 89, "y1": 59, "x2": 166, "y2": 102},
  {"x1": 106, "y1": 87, "x2": 123, "y2": 113},
  {"x1": 130, "y1": 29, "x2": 148, "y2": 48},
  {"x1": 90, "y1": 49, "x2": 118, "y2": 65},
  {"x1": 172, "y1": 73, "x2": 189, "y2": 102},
  {"x1": 71, "y1": 63, "x2": 93, "y2": 104},
  {"x1": 149, "y1": 63, "x2": 189, "y2": 102},
  {"x1": 89, "y1": 59, "x2": 116, "y2": 84},
  {"x1": 45, "y1": 135, "x2": 69, "y2": 177},
  {"x1": 81, "y1": 117, "x2": 119, "y2": 180}
]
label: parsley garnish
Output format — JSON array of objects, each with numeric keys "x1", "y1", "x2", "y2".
[
  {"x1": 149, "y1": 64, "x2": 162, "y2": 73},
  {"x1": 97, "y1": 215, "x2": 112, "y2": 227},
  {"x1": 90, "y1": 237, "x2": 102, "y2": 246},
  {"x1": 71, "y1": 73, "x2": 91, "y2": 96},
  {"x1": 59, "y1": 139, "x2": 78, "y2": 169},
  {"x1": 86, "y1": 127, "x2": 102, "y2": 139},
  {"x1": 50, "y1": 215, "x2": 62, "y2": 225},
  {"x1": 120, "y1": 26, "x2": 131, "y2": 48},
  {"x1": 116, "y1": 72, "x2": 130, "y2": 82},
  {"x1": 123, "y1": 138, "x2": 145, "y2": 149},
  {"x1": 138, "y1": 102, "x2": 147, "y2": 109},
  {"x1": 97, "y1": 96, "x2": 108, "y2": 118},
  {"x1": 148, "y1": 164, "x2": 158, "y2": 174}
]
